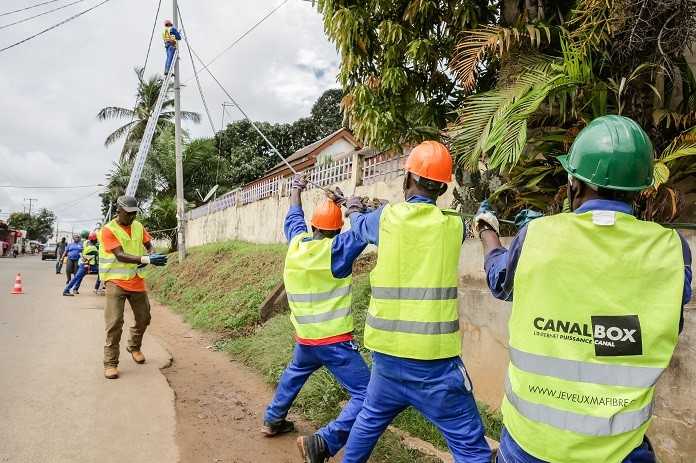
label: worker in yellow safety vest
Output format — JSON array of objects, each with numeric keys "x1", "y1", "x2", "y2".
[
  {"x1": 262, "y1": 174, "x2": 370, "y2": 463},
  {"x1": 340, "y1": 141, "x2": 492, "y2": 463},
  {"x1": 474, "y1": 115, "x2": 692, "y2": 463},
  {"x1": 100, "y1": 195, "x2": 168, "y2": 380},
  {"x1": 163, "y1": 19, "x2": 181, "y2": 75}
]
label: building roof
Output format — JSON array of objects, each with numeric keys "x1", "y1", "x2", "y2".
[{"x1": 263, "y1": 127, "x2": 360, "y2": 177}]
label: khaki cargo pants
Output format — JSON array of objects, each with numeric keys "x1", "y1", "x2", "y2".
[{"x1": 104, "y1": 282, "x2": 152, "y2": 367}]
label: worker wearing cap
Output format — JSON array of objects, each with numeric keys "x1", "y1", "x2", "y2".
[
  {"x1": 262, "y1": 174, "x2": 370, "y2": 463},
  {"x1": 340, "y1": 141, "x2": 491, "y2": 463},
  {"x1": 163, "y1": 19, "x2": 181, "y2": 75},
  {"x1": 62, "y1": 231, "x2": 99, "y2": 296},
  {"x1": 474, "y1": 115, "x2": 692, "y2": 463},
  {"x1": 100, "y1": 196, "x2": 168, "y2": 380}
]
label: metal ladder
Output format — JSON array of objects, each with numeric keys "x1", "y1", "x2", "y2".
[{"x1": 125, "y1": 48, "x2": 179, "y2": 197}]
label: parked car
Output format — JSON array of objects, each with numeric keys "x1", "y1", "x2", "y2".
[{"x1": 41, "y1": 244, "x2": 58, "y2": 260}]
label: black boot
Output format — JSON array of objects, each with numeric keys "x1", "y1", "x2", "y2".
[
  {"x1": 297, "y1": 434, "x2": 329, "y2": 463},
  {"x1": 261, "y1": 418, "x2": 294, "y2": 437}
]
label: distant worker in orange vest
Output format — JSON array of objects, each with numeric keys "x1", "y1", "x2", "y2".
[{"x1": 163, "y1": 19, "x2": 181, "y2": 76}]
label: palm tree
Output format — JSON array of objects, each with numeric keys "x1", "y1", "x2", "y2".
[{"x1": 98, "y1": 67, "x2": 201, "y2": 162}]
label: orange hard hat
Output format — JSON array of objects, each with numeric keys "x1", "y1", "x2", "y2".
[
  {"x1": 404, "y1": 141, "x2": 453, "y2": 184},
  {"x1": 311, "y1": 199, "x2": 344, "y2": 231}
]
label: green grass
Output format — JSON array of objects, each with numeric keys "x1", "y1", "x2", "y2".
[
  {"x1": 148, "y1": 241, "x2": 287, "y2": 335},
  {"x1": 149, "y1": 241, "x2": 503, "y2": 461}
]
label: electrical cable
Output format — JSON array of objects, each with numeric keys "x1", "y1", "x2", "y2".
[
  {"x1": 0, "y1": 0, "x2": 61, "y2": 17},
  {"x1": 0, "y1": 184, "x2": 103, "y2": 189},
  {"x1": 177, "y1": 5, "x2": 334, "y2": 196},
  {"x1": 0, "y1": 0, "x2": 112, "y2": 54},
  {"x1": 183, "y1": 0, "x2": 289, "y2": 85},
  {"x1": 0, "y1": 0, "x2": 88, "y2": 31}
]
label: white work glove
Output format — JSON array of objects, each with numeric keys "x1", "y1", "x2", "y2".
[{"x1": 473, "y1": 200, "x2": 500, "y2": 236}]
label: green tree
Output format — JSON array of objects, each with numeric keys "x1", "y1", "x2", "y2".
[
  {"x1": 315, "y1": 0, "x2": 496, "y2": 149},
  {"x1": 97, "y1": 67, "x2": 201, "y2": 162},
  {"x1": 310, "y1": 88, "x2": 345, "y2": 137},
  {"x1": 8, "y1": 209, "x2": 56, "y2": 241}
]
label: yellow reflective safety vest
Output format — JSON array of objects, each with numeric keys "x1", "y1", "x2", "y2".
[
  {"x1": 504, "y1": 211, "x2": 683, "y2": 463},
  {"x1": 366, "y1": 202, "x2": 463, "y2": 360},
  {"x1": 163, "y1": 27, "x2": 177, "y2": 46},
  {"x1": 284, "y1": 232, "x2": 353, "y2": 339},
  {"x1": 98, "y1": 220, "x2": 146, "y2": 282},
  {"x1": 81, "y1": 243, "x2": 98, "y2": 266}
]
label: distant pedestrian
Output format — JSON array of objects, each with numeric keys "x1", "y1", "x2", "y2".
[
  {"x1": 55, "y1": 237, "x2": 67, "y2": 274},
  {"x1": 64, "y1": 235, "x2": 83, "y2": 284},
  {"x1": 100, "y1": 196, "x2": 167, "y2": 380},
  {"x1": 163, "y1": 19, "x2": 181, "y2": 75},
  {"x1": 63, "y1": 232, "x2": 99, "y2": 296}
]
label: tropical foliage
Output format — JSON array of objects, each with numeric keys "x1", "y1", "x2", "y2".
[
  {"x1": 97, "y1": 67, "x2": 201, "y2": 162},
  {"x1": 318, "y1": 0, "x2": 696, "y2": 220},
  {"x1": 8, "y1": 209, "x2": 56, "y2": 242}
]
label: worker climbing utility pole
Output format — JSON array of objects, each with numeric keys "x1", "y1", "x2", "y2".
[{"x1": 173, "y1": 0, "x2": 186, "y2": 262}]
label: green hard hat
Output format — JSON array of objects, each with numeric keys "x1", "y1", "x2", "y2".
[
  {"x1": 80, "y1": 230, "x2": 90, "y2": 239},
  {"x1": 558, "y1": 115, "x2": 654, "y2": 191}
]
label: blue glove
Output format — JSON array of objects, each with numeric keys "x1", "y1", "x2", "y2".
[
  {"x1": 291, "y1": 174, "x2": 307, "y2": 191},
  {"x1": 514, "y1": 209, "x2": 543, "y2": 229},
  {"x1": 476, "y1": 199, "x2": 496, "y2": 215},
  {"x1": 149, "y1": 254, "x2": 168, "y2": 266}
]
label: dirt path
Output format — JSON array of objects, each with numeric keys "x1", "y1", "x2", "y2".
[{"x1": 149, "y1": 300, "x2": 313, "y2": 463}]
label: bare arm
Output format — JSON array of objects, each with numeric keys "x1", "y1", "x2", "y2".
[
  {"x1": 480, "y1": 229, "x2": 503, "y2": 255},
  {"x1": 112, "y1": 246, "x2": 146, "y2": 264},
  {"x1": 290, "y1": 185, "x2": 302, "y2": 208}
]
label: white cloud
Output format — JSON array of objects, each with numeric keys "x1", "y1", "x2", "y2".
[{"x1": 0, "y1": 0, "x2": 338, "y2": 232}]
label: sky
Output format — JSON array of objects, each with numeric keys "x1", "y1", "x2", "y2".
[{"x1": 0, "y1": 0, "x2": 339, "y2": 236}]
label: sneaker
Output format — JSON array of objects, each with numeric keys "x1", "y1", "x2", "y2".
[
  {"x1": 62, "y1": 291, "x2": 74, "y2": 297},
  {"x1": 297, "y1": 435, "x2": 329, "y2": 463},
  {"x1": 73, "y1": 290, "x2": 79, "y2": 295},
  {"x1": 261, "y1": 419, "x2": 295, "y2": 437}
]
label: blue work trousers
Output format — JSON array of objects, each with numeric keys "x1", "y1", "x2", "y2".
[
  {"x1": 165, "y1": 45, "x2": 176, "y2": 74},
  {"x1": 497, "y1": 427, "x2": 656, "y2": 463},
  {"x1": 342, "y1": 353, "x2": 491, "y2": 463},
  {"x1": 264, "y1": 341, "x2": 370, "y2": 456},
  {"x1": 65, "y1": 265, "x2": 98, "y2": 293}
]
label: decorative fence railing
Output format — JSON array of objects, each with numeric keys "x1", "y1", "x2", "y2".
[{"x1": 186, "y1": 150, "x2": 405, "y2": 220}]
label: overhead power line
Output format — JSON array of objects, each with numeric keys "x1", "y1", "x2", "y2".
[
  {"x1": 0, "y1": 0, "x2": 88, "y2": 31},
  {"x1": 183, "y1": 0, "x2": 289, "y2": 85},
  {"x1": 0, "y1": 0, "x2": 112, "y2": 54},
  {"x1": 0, "y1": 184, "x2": 104, "y2": 189},
  {"x1": 0, "y1": 0, "x2": 62, "y2": 17}
]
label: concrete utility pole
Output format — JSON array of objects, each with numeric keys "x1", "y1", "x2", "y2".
[
  {"x1": 24, "y1": 198, "x2": 37, "y2": 216},
  {"x1": 173, "y1": 0, "x2": 186, "y2": 262}
]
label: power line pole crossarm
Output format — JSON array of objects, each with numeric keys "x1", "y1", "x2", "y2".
[{"x1": 174, "y1": 0, "x2": 186, "y2": 262}]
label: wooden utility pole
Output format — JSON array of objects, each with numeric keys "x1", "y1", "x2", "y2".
[{"x1": 173, "y1": 0, "x2": 186, "y2": 262}]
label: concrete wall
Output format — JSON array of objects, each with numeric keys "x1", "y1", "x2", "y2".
[
  {"x1": 186, "y1": 175, "x2": 454, "y2": 246},
  {"x1": 458, "y1": 232, "x2": 696, "y2": 463}
]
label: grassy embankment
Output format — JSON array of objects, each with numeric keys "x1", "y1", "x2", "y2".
[{"x1": 148, "y1": 240, "x2": 502, "y2": 462}]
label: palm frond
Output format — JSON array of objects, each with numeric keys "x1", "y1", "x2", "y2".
[
  {"x1": 104, "y1": 121, "x2": 137, "y2": 147},
  {"x1": 97, "y1": 106, "x2": 135, "y2": 121}
]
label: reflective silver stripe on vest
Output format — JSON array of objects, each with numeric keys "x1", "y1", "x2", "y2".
[
  {"x1": 371, "y1": 287, "x2": 458, "y2": 300},
  {"x1": 504, "y1": 377, "x2": 653, "y2": 436},
  {"x1": 99, "y1": 257, "x2": 117, "y2": 264},
  {"x1": 510, "y1": 348, "x2": 664, "y2": 388},
  {"x1": 287, "y1": 285, "x2": 352, "y2": 303},
  {"x1": 100, "y1": 267, "x2": 138, "y2": 277},
  {"x1": 367, "y1": 314, "x2": 459, "y2": 335},
  {"x1": 294, "y1": 307, "x2": 352, "y2": 324}
]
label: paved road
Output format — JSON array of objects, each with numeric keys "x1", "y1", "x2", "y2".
[{"x1": 0, "y1": 255, "x2": 178, "y2": 463}]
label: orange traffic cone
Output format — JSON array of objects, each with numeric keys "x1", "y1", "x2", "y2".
[{"x1": 11, "y1": 273, "x2": 23, "y2": 295}]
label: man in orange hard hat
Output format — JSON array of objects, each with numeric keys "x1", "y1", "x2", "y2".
[
  {"x1": 262, "y1": 174, "x2": 370, "y2": 463},
  {"x1": 340, "y1": 141, "x2": 491, "y2": 462}
]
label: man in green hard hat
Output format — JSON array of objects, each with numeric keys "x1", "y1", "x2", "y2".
[{"x1": 474, "y1": 115, "x2": 692, "y2": 463}]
